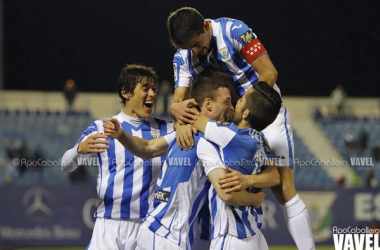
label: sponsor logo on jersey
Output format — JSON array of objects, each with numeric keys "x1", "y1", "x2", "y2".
[
  {"x1": 240, "y1": 31, "x2": 255, "y2": 45},
  {"x1": 154, "y1": 190, "x2": 171, "y2": 202},
  {"x1": 263, "y1": 137, "x2": 274, "y2": 154},
  {"x1": 231, "y1": 24, "x2": 243, "y2": 31},
  {"x1": 190, "y1": 62, "x2": 201, "y2": 70}
]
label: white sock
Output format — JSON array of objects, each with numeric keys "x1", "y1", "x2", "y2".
[{"x1": 281, "y1": 194, "x2": 316, "y2": 250}]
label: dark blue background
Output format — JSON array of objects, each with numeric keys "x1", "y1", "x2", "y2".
[{"x1": 3, "y1": 0, "x2": 380, "y2": 96}]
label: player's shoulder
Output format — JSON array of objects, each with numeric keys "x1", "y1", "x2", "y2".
[
  {"x1": 216, "y1": 18, "x2": 254, "y2": 43},
  {"x1": 149, "y1": 117, "x2": 174, "y2": 133},
  {"x1": 244, "y1": 128, "x2": 264, "y2": 144},
  {"x1": 213, "y1": 17, "x2": 244, "y2": 25},
  {"x1": 150, "y1": 116, "x2": 173, "y2": 125},
  {"x1": 198, "y1": 135, "x2": 219, "y2": 151},
  {"x1": 214, "y1": 17, "x2": 248, "y2": 29},
  {"x1": 215, "y1": 121, "x2": 239, "y2": 132},
  {"x1": 173, "y1": 49, "x2": 188, "y2": 64},
  {"x1": 81, "y1": 120, "x2": 102, "y2": 136},
  {"x1": 148, "y1": 116, "x2": 173, "y2": 126},
  {"x1": 92, "y1": 120, "x2": 104, "y2": 129}
]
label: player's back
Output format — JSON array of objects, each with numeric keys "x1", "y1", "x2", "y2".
[
  {"x1": 205, "y1": 121, "x2": 270, "y2": 239},
  {"x1": 143, "y1": 133, "x2": 219, "y2": 249}
]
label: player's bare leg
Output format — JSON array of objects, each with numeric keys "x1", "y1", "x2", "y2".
[{"x1": 271, "y1": 167, "x2": 316, "y2": 250}]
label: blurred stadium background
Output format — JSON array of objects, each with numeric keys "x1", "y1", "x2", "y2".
[{"x1": 0, "y1": 0, "x2": 379, "y2": 249}]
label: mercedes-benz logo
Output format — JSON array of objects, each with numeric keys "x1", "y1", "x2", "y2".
[{"x1": 22, "y1": 186, "x2": 54, "y2": 223}]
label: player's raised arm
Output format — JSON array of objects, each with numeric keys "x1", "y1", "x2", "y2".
[
  {"x1": 103, "y1": 118, "x2": 172, "y2": 160},
  {"x1": 61, "y1": 124, "x2": 109, "y2": 172},
  {"x1": 170, "y1": 51, "x2": 200, "y2": 125},
  {"x1": 250, "y1": 54, "x2": 278, "y2": 87},
  {"x1": 229, "y1": 21, "x2": 277, "y2": 87}
]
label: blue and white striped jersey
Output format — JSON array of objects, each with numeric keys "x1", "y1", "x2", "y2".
[
  {"x1": 173, "y1": 18, "x2": 278, "y2": 97},
  {"x1": 142, "y1": 133, "x2": 224, "y2": 249},
  {"x1": 204, "y1": 120, "x2": 275, "y2": 239},
  {"x1": 76, "y1": 112, "x2": 173, "y2": 220}
]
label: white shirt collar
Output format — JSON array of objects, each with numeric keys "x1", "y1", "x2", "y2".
[{"x1": 116, "y1": 111, "x2": 148, "y2": 127}]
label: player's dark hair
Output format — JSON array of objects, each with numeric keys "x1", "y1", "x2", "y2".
[
  {"x1": 190, "y1": 69, "x2": 233, "y2": 110},
  {"x1": 117, "y1": 64, "x2": 158, "y2": 105},
  {"x1": 244, "y1": 82, "x2": 282, "y2": 131},
  {"x1": 167, "y1": 7, "x2": 205, "y2": 49}
]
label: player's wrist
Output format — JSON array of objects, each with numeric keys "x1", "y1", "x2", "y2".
[
  {"x1": 77, "y1": 144, "x2": 85, "y2": 155},
  {"x1": 248, "y1": 175, "x2": 255, "y2": 188},
  {"x1": 116, "y1": 130, "x2": 125, "y2": 141},
  {"x1": 169, "y1": 103, "x2": 178, "y2": 121}
]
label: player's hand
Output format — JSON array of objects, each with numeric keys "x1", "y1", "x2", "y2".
[
  {"x1": 252, "y1": 191, "x2": 265, "y2": 208},
  {"x1": 77, "y1": 133, "x2": 109, "y2": 155},
  {"x1": 176, "y1": 124, "x2": 194, "y2": 151},
  {"x1": 219, "y1": 166, "x2": 252, "y2": 193},
  {"x1": 170, "y1": 99, "x2": 199, "y2": 125},
  {"x1": 103, "y1": 118, "x2": 123, "y2": 139}
]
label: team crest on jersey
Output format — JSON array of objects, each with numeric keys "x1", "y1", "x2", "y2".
[
  {"x1": 240, "y1": 31, "x2": 255, "y2": 45},
  {"x1": 151, "y1": 132, "x2": 160, "y2": 139},
  {"x1": 218, "y1": 47, "x2": 230, "y2": 61},
  {"x1": 216, "y1": 121, "x2": 230, "y2": 126},
  {"x1": 263, "y1": 137, "x2": 274, "y2": 154},
  {"x1": 173, "y1": 63, "x2": 178, "y2": 82}
]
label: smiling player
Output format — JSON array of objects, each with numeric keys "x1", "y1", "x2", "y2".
[{"x1": 61, "y1": 64, "x2": 173, "y2": 250}]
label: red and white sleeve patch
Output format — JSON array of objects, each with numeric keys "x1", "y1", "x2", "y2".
[{"x1": 241, "y1": 38, "x2": 267, "y2": 63}]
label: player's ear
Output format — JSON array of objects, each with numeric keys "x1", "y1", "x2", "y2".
[
  {"x1": 121, "y1": 90, "x2": 133, "y2": 100},
  {"x1": 204, "y1": 98, "x2": 212, "y2": 111},
  {"x1": 204, "y1": 21, "x2": 209, "y2": 32},
  {"x1": 242, "y1": 108, "x2": 250, "y2": 119}
]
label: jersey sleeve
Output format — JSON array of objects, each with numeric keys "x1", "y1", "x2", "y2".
[
  {"x1": 164, "y1": 131, "x2": 176, "y2": 145},
  {"x1": 197, "y1": 138, "x2": 225, "y2": 176},
  {"x1": 173, "y1": 50, "x2": 194, "y2": 88},
  {"x1": 166, "y1": 121, "x2": 174, "y2": 133},
  {"x1": 204, "y1": 120, "x2": 237, "y2": 148},
  {"x1": 228, "y1": 19, "x2": 267, "y2": 64},
  {"x1": 75, "y1": 121, "x2": 101, "y2": 145},
  {"x1": 62, "y1": 121, "x2": 101, "y2": 172}
]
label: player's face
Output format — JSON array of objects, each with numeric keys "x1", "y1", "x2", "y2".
[
  {"x1": 187, "y1": 33, "x2": 211, "y2": 55},
  {"x1": 209, "y1": 87, "x2": 232, "y2": 121},
  {"x1": 126, "y1": 78, "x2": 157, "y2": 118},
  {"x1": 224, "y1": 101, "x2": 235, "y2": 122},
  {"x1": 184, "y1": 23, "x2": 212, "y2": 56},
  {"x1": 233, "y1": 94, "x2": 247, "y2": 125}
]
